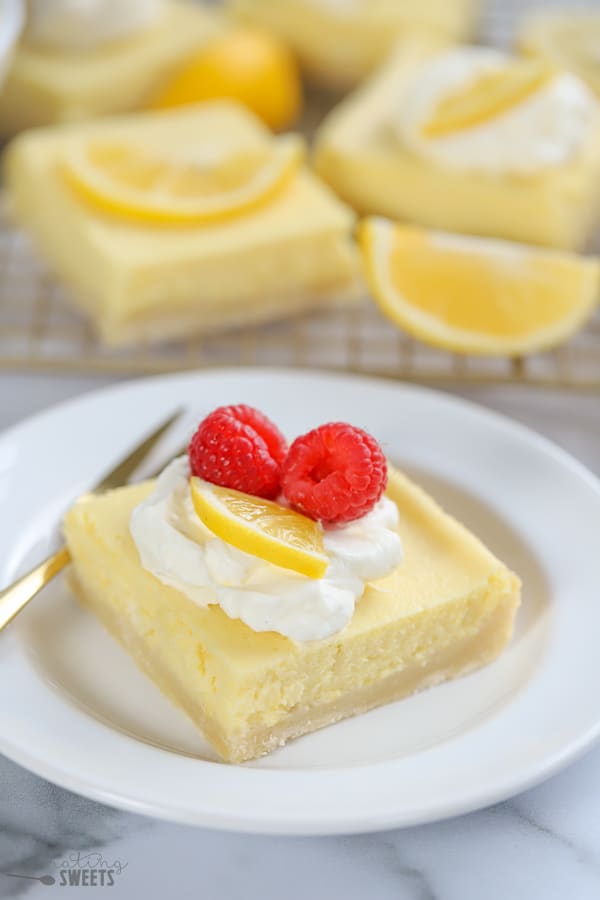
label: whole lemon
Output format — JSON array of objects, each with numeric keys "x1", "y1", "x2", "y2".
[{"x1": 153, "y1": 29, "x2": 303, "y2": 131}]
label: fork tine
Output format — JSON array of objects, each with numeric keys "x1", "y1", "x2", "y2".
[{"x1": 93, "y1": 409, "x2": 185, "y2": 494}]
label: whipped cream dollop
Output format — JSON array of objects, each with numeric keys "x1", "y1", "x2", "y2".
[
  {"x1": 130, "y1": 457, "x2": 403, "y2": 642},
  {"x1": 395, "y1": 47, "x2": 599, "y2": 174},
  {"x1": 25, "y1": 0, "x2": 166, "y2": 51}
]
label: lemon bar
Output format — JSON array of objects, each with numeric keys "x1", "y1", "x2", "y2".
[
  {"x1": 518, "y1": 12, "x2": 600, "y2": 100},
  {"x1": 63, "y1": 468, "x2": 521, "y2": 764},
  {"x1": 0, "y1": 2, "x2": 223, "y2": 138},
  {"x1": 228, "y1": 0, "x2": 479, "y2": 91},
  {"x1": 5, "y1": 103, "x2": 359, "y2": 345},
  {"x1": 314, "y1": 39, "x2": 600, "y2": 250}
]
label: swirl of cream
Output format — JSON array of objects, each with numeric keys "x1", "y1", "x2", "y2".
[{"x1": 130, "y1": 457, "x2": 403, "y2": 642}]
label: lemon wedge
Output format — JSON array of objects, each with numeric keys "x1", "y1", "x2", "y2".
[
  {"x1": 190, "y1": 478, "x2": 328, "y2": 579},
  {"x1": 360, "y1": 218, "x2": 599, "y2": 356},
  {"x1": 422, "y1": 58, "x2": 558, "y2": 138},
  {"x1": 62, "y1": 134, "x2": 304, "y2": 224}
]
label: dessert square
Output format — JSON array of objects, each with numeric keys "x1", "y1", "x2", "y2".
[
  {"x1": 314, "y1": 39, "x2": 600, "y2": 250},
  {"x1": 0, "y1": 2, "x2": 223, "y2": 138},
  {"x1": 63, "y1": 467, "x2": 520, "y2": 764},
  {"x1": 228, "y1": 0, "x2": 479, "y2": 91},
  {"x1": 5, "y1": 102, "x2": 360, "y2": 346}
]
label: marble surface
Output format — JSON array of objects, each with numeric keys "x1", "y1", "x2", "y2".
[{"x1": 1, "y1": 372, "x2": 600, "y2": 900}]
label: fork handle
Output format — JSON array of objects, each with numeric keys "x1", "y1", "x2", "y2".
[{"x1": 0, "y1": 547, "x2": 71, "y2": 632}]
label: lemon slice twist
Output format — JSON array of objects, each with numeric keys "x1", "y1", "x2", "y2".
[{"x1": 422, "y1": 58, "x2": 558, "y2": 138}]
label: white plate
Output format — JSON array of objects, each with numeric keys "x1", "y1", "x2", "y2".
[{"x1": 1, "y1": 368, "x2": 600, "y2": 835}]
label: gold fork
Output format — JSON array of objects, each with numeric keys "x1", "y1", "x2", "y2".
[{"x1": 0, "y1": 409, "x2": 185, "y2": 633}]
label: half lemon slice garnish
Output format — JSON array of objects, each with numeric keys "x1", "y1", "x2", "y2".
[
  {"x1": 62, "y1": 134, "x2": 304, "y2": 224},
  {"x1": 422, "y1": 58, "x2": 558, "y2": 138},
  {"x1": 360, "y1": 218, "x2": 599, "y2": 356},
  {"x1": 190, "y1": 478, "x2": 329, "y2": 579}
]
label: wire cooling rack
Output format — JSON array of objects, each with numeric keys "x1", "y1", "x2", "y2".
[{"x1": 1, "y1": 0, "x2": 600, "y2": 387}]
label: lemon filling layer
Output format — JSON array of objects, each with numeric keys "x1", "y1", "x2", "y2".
[{"x1": 130, "y1": 457, "x2": 403, "y2": 641}]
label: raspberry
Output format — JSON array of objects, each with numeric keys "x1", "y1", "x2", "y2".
[
  {"x1": 281, "y1": 422, "x2": 387, "y2": 524},
  {"x1": 188, "y1": 405, "x2": 288, "y2": 499}
]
